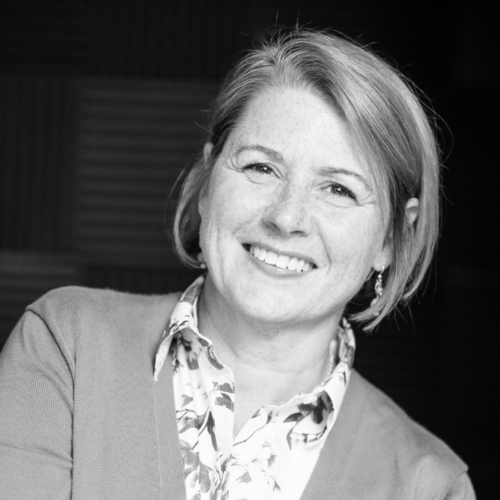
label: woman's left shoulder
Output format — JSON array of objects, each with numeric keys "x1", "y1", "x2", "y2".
[
  {"x1": 338, "y1": 371, "x2": 472, "y2": 497},
  {"x1": 350, "y1": 370, "x2": 466, "y2": 466}
]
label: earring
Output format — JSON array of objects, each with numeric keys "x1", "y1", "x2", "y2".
[
  {"x1": 370, "y1": 266, "x2": 384, "y2": 308},
  {"x1": 197, "y1": 252, "x2": 207, "y2": 269}
]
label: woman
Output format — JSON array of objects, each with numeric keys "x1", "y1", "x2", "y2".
[{"x1": 0, "y1": 30, "x2": 474, "y2": 499}]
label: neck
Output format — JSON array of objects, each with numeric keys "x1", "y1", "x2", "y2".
[{"x1": 197, "y1": 274, "x2": 342, "y2": 400}]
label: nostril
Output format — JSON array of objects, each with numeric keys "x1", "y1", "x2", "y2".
[{"x1": 263, "y1": 195, "x2": 310, "y2": 236}]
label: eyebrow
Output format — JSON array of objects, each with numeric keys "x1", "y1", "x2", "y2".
[
  {"x1": 234, "y1": 144, "x2": 284, "y2": 163},
  {"x1": 235, "y1": 144, "x2": 372, "y2": 192}
]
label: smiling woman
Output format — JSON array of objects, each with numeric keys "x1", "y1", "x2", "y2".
[
  {"x1": 174, "y1": 31, "x2": 436, "y2": 331},
  {"x1": 0, "y1": 29, "x2": 474, "y2": 500},
  {"x1": 197, "y1": 87, "x2": 386, "y2": 334}
]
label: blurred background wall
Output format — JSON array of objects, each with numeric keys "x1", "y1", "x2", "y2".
[{"x1": 0, "y1": 0, "x2": 498, "y2": 497}]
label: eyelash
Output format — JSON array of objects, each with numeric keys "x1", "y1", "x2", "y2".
[
  {"x1": 244, "y1": 162, "x2": 274, "y2": 174},
  {"x1": 243, "y1": 162, "x2": 356, "y2": 201},
  {"x1": 328, "y1": 183, "x2": 356, "y2": 200}
]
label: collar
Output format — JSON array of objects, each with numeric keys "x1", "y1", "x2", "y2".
[
  {"x1": 154, "y1": 274, "x2": 205, "y2": 381},
  {"x1": 154, "y1": 275, "x2": 356, "y2": 388}
]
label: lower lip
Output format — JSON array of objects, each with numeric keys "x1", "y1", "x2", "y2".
[{"x1": 245, "y1": 248, "x2": 311, "y2": 277}]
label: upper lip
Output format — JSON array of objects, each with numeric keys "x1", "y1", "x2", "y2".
[{"x1": 244, "y1": 242, "x2": 317, "y2": 267}]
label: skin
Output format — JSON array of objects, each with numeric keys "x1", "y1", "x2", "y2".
[{"x1": 196, "y1": 87, "x2": 418, "y2": 435}]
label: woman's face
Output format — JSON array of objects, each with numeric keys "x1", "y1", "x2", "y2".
[{"x1": 198, "y1": 87, "x2": 391, "y2": 328}]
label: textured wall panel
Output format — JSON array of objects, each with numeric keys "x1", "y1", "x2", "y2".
[
  {"x1": 439, "y1": 267, "x2": 499, "y2": 458},
  {"x1": 89, "y1": 0, "x2": 248, "y2": 78},
  {"x1": 87, "y1": 264, "x2": 200, "y2": 295},
  {"x1": 75, "y1": 78, "x2": 219, "y2": 267},
  {"x1": 0, "y1": 0, "x2": 88, "y2": 72},
  {"x1": 0, "y1": 73, "x2": 76, "y2": 251},
  {"x1": 0, "y1": 251, "x2": 84, "y2": 349},
  {"x1": 273, "y1": 0, "x2": 448, "y2": 88}
]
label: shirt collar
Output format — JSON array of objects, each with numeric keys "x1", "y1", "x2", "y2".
[
  {"x1": 154, "y1": 274, "x2": 356, "y2": 384},
  {"x1": 154, "y1": 274, "x2": 205, "y2": 381}
]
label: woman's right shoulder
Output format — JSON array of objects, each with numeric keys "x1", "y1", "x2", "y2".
[
  {"x1": 30, "y1": 285, "x2": 180, "y2": 309},
  {"x1": 21, "y1": 286, "x2": 181, "y2": 359}
]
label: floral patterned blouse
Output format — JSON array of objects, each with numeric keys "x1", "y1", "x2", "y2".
[{"x1": 154, "y1": 275, "x2": 356, "y2": 500}]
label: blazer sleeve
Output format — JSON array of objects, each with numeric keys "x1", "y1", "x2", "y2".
[
  {"x1": 0, "y1": 310, "x2": 74, "y2": 500},
  {"x1": 444, "y1": 473, "x2": 476, "y2": 500}
]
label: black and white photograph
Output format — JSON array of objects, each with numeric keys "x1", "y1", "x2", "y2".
[{"x1": 0, "y1": 1, "x2": 497, "y2": 499}]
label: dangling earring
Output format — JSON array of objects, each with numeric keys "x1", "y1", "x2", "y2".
[
  {"x1": 370, "y1": 266, "x2": 384, "y2": 308},
  {"x1": 197, "y1": 252, "x2": 207, "y2": 269}
]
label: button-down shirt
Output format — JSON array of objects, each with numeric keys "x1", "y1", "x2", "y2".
[{"x1": 154, "y1": 275, "x2": 356, "y2": 500}]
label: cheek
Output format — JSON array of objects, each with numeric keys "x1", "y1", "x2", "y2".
[
  {"x1": 322, "y1": 213, "x2": 384, "y2": 271},
  {"x1": 208, "y1": 175, "x2": 263, "y2": 228},
  {"x1": 198, "y1": 186, "x2": 221, "y2": 254},
  {"x1": 198, "y1": 174, "x2": 246, "y2": 251},
  {"x1": 198, "y1": 171, "x2": 225, "y2": 229}
]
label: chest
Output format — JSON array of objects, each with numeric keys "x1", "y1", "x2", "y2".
[{"x1": 171, "y1": 333, "x2": 341, "y2": 500}]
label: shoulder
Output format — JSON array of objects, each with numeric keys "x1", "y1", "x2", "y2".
[
  {"x1": 28, "y1": 285, "x2": 181, "y2": 321},
  {"x1": 335, "y1": 371, "x2": 469, "y2": 497},
  {"x1": 355, "y1": 371, "x2": 464, "y2": 463},
  {"x1": 25, "y1": 286, "x2": 181, "y2": 360}
]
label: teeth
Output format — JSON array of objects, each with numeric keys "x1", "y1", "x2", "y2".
[
  {"x1": 264, "y1": 251, "x2": 278, "y2": 265},
  {"x1": 276, "y1": 255, "x2": 290, "y2": 269},
  {"x1": 248, "y1": 245, "x2": 312, "y2": 273}
]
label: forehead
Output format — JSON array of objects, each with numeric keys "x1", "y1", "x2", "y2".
[{"x1": 226, "y1": 87, "x2": 365, "y2": 170}]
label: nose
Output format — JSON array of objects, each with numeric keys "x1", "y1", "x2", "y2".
[{"x1": 262, "y1": 183, "x2": 311, "y2": 236}]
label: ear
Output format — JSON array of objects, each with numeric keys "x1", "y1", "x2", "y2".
[
  {"x1": 372, "y1": 197, "x2": 420, "y2": 272},
  {"x1": 203, "y1": 142, "x2": 214, "y2": 162},
  {"x1": 405, "y1": 197, "x2": 419, "y2": 226}
]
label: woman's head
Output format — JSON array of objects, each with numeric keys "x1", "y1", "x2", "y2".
[{"x1": 173, "y1": 29, "x2": 440, "y2": 330}]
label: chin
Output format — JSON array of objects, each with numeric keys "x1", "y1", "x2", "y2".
[{"x1": 227, "y1": 279, "x2": 312, "y2": 324}]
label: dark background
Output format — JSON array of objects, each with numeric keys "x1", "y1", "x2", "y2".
[{"x1": 0, "y1": 0, "x2": 498, "y2": 497}]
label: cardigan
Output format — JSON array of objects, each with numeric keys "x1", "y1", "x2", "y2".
[{"x1": 0, "y1": 286, "x2": 475, "y2": 500}]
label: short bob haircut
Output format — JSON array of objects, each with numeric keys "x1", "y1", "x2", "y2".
[{"x1": 173, "y1": 29, "x2": 440, "y2": 331}]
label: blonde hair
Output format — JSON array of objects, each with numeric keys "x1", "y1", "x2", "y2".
[{"x1": 173, "y1": 29, "x2": 440, "y2": 330}]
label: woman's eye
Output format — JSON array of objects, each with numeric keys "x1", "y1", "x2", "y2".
[
  {"x1": 328, "y1": 183, "x2": 355, "y2": 199},
  {"x1": 244, "y1": 162, "x2": 273, "y2": 175}
]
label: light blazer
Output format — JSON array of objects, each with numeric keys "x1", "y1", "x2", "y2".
[{"x1": 0, "y1": 286, "x2": 474, "y2": 500}]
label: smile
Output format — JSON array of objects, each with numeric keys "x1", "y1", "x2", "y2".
[{"x1": 246, "y1": 244, "x2": 315, "y2": 273}]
